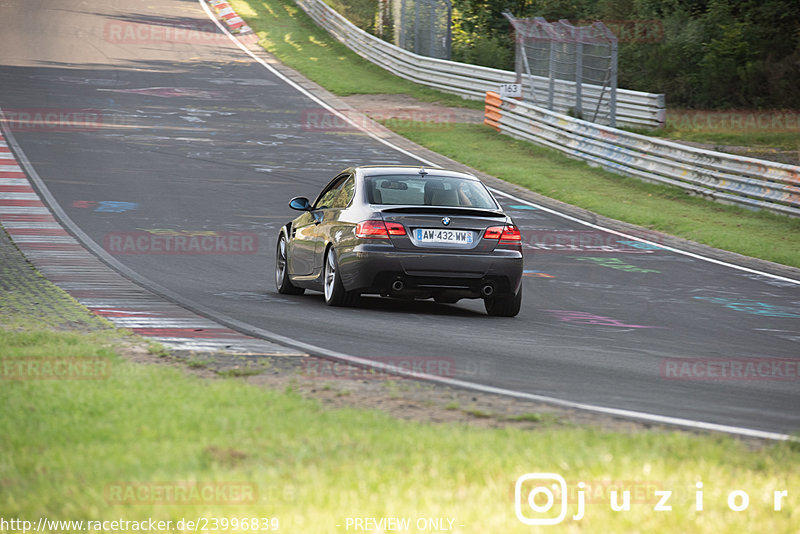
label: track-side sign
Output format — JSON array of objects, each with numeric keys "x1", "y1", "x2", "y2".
[{"x1": 500, "y1": 83, "x2": 522, "y2": 98}]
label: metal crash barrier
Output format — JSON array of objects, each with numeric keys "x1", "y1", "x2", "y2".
[
  {"x1": 484, "y1": 92, "x2": 800, "y2": 217},
  {"x1": 295, "y1": 0, "x2": 665, "y2": 129}
]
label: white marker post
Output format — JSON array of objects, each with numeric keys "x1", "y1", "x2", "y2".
[{"x1": 499, "y1": 83, "x2": 522, "y2": 98}]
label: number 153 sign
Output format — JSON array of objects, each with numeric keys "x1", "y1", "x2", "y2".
[{"x1": 499, "y1": 83, "x2": 522, "y2": 98}]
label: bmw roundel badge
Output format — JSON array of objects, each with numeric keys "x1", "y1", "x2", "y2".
[{"x1": 442, "y1": 217, "x2": 451, "y2": 226}]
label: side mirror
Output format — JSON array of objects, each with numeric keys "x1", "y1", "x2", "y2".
[{"x1": 289, "y1": 197, "x2": 311, "y2": 211}]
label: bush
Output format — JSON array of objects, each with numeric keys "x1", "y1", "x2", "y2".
[
  {"x1": 452, "y1": 10, "x2": 514, "y2": 71},
  {"x1": 324, "y1": 0, "x2": 380, "y2": 34},
  {"x1": 449, "y1": 0, "x2": 800, "y2": 109}
]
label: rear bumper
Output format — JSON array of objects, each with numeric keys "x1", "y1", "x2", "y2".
[{"x1": 337, "y1": 243, "x2": 523, "y2": 297}]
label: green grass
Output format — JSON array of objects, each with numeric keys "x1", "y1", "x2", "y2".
[
  {"x1": 3, "y1": 329, "x2": 800, "y2": 533},
  {"x1": 146, "y1": 340, "x2": 170, "y2": 358},
  {"x1": 186, "y1": 358, "x2": 210, "y2": 369},
  {"x1": 654, "y1": 129, "x2": 800, "y2": 152},
  {"x1": 0, "y1": 329, "x2": 120, "y2": 360},
  {"x1": 217, "y1": 367, "x2": 263, "y2": 378},
  {"x1": 463, "y1": 407, "x2": 493, "y2": 418},
  {"x1": 652, "y1": 110, "x2": 800, "y2": 151},
  {"x1": 0, "y1": 239, "x2": 114, "y2": 332},
  {"x1": 230, "y1": 0, "x2": 481, "y2": 109},
  {"x1": 505, "y1": 413, "x2": 545, "y2": 423}
]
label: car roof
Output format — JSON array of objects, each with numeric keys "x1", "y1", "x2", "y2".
[{"x1": 350, "y1": 165, "x2": 480, "y2": 181}]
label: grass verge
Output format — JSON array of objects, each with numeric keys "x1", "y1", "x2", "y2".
[
  {"x1": 3, "y1": 327, "x2": 800, "y2": 533},
  {"x1": 649, "y1": 128, "x2": 800, "y2": 153},
  {"x1": 656, "y1": 110, "x2": 800, "y2": 152},
  {"x1": 230, "y1": 0, "x2": 800, "y2": 268},
  {"x1": 230, "y1": 0, "x2": 481, "y2": 109}
]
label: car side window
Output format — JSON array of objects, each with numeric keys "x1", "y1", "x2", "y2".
[
  {"x1": 314, "y1": 175, "x2": 348, "y2": 209},
  {"x1": 330, "y1": 176, "x2": 355, "y2": 209}
]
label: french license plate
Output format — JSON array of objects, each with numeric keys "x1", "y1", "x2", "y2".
[{"x1": 415, "y1": 228, "x2": 473, "y2": 244}]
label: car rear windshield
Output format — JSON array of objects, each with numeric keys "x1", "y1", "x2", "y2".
[{"x1": 365, "y1": 175, "x2": 498, "y2": 209}]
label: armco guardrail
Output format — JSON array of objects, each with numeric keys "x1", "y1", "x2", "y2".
[
  {"x1": 484, "y1": 92, "x2": 800, "y2": 217},
  {"x1": 295, "y1": 0, "x2": 665, "y2": 129}
]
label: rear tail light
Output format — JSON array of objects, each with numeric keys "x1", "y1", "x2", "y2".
[
  {"x1": 356, "y1": 220, "x2": 388, "y2": 238},
  {"x1": 356, "y1": 220, "x2": 406, "y2": 239},
  {"x1": 484, "y1": 224, "x2": 521, "y2": 245},
  {"x1": 483, "y1": 226, "x2": 502, "y2": 240},
  {"x1": 500, "y1": 225, "x2": 522, "y2": 244},
  {"x1": 385, "y1": 222, "x2": 406, "y2": 236}
]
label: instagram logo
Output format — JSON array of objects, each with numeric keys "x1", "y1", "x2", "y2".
[{"x1": 515, "y1": 473, "x2": 569, "y2": 525}]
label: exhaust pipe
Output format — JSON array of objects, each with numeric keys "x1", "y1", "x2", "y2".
[
  {"x1": 481, "y1": 284, "x2": 495, "y2": 297},
  {"x1": 391, "y1": 280, "x2": 405, "y2": 292}
]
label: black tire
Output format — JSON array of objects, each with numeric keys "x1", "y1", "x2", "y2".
[
  {"x1": 323, "y1": 247, "x2": 358, "y2": 307},
  {"x1": 484, "y1": 286, "x2": 522, "y2": 317},
  {"x1": 275, "y1": 233, "x2": 304, "y2": 295}
]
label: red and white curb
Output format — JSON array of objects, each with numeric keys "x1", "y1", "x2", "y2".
[
  {"x1": 0, "y1": 132, "x2": 301, "y2": 356},
  {"x1": 207, "y1": 0, "x2": 252, "y2": 34}
]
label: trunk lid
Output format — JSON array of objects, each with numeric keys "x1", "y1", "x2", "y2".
[{"x1": 380, "y1": 207, "x2": 508, "y2": 252}]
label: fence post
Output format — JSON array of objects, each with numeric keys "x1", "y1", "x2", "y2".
[
  {"x1": 445, "y1": 0, "x2": 452, "y2": 59},
  {"x1": 429, "y1": 1, "x2": 435, "y2": 57},
  {"x1": 413, "y1": 0, "x2": 420, "y2": 53},
  {"x1": 609, "y1": 39, "x2": 618, "y2": 128},
  {"x1": 399, "y1": 0, "x2": 406, "y2": 49},
  {"x1": 575, "y1": 31, "x2": 583, "y2": 118},
  {"x1": 547, "y1": 32, "x2": 556, "y2": 110}
]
